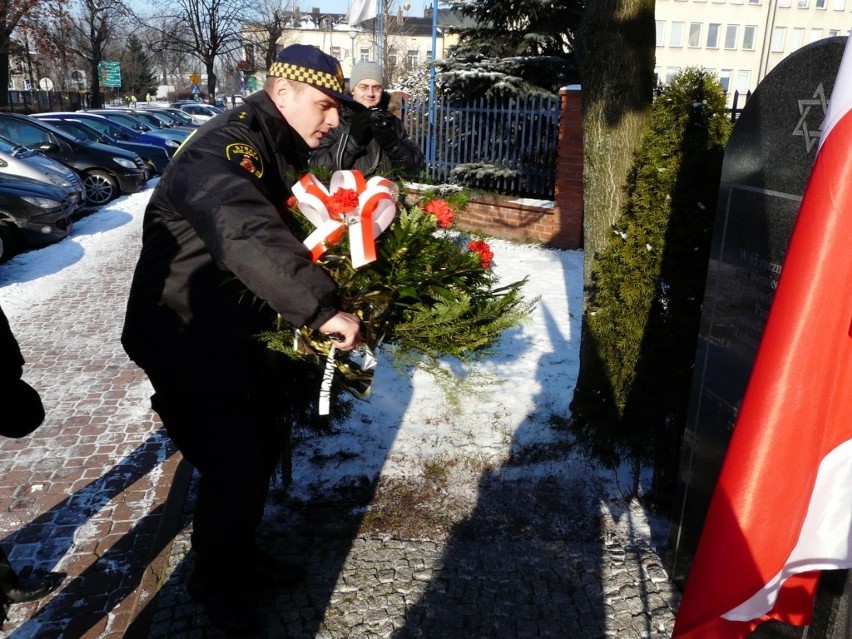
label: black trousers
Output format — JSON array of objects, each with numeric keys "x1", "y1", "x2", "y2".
[{"x1": 147, "y1": 372, "x2": 282, "y2": 584}]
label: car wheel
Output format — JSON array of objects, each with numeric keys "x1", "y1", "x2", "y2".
[
  {"x1": 0, "y1": 223, "x2": 20, "y2": 263},
  {"x1": 83, "y1": 170, "x2": 119, "y2": 205},
  {"x1": 142, "y1": 158, "x2": 157, "y2": 177}
]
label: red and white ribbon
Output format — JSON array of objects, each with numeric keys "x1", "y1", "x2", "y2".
[{"x1": 291, "y1": 170, "x2": 398, "y2": 268}]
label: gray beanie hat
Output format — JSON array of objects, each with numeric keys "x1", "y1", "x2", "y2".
[{"x1": 350, "y1": 61, "x2": 384, "y2": 88}]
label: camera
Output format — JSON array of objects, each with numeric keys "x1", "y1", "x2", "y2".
[{"x1": 369, "y1": 108, "x2": 390, "y2": 128}]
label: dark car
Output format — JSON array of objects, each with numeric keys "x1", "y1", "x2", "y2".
[
  {"x1": 145, "y1": 108, "x2": 200, "y2": 129},
  {"x1": 0, "y1": 173, "x2": 75, "y2": 262},
  {"x1": 33, "y1": 113, "x2": 172, "y2": 175},
  {"x1": 0, "y1": 112, "x2": 148, "y2": 206},
  {"x1": 86, "y1": 110, "x2": 188, "y2": 148}
]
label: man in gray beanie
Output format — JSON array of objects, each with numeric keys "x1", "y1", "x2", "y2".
[{"x1": 310, "y1": 60, "x2": 423, "y2": 178}]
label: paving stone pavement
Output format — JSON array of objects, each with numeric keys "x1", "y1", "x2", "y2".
[{"x1": 0, "y1": 192, "x2": 681, "y2": 638}]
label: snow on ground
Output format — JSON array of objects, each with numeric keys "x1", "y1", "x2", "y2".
[{"x1": 0, "y1": 180, "x2": 667, "y2": 550}]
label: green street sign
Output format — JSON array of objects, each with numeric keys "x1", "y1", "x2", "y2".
[{"x1": 98, "y1": 61, "x2": 121, "y2": 88}]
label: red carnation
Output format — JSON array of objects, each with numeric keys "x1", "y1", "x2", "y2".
[
  {"x1": 424, "y1": 199, "x2": 455, "y2": 229},
  {"x1": 467, "y1": 239, "x2": 494, "y2": 269},
  {"x1": 328, "y1": 188, "x2": 360, "y2": 218},
  {"x1": 285, "y1": 195, "x2": 297, "y2": 209}
]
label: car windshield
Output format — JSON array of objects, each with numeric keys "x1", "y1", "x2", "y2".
[
  {"x1": 45, "y1": 121, "x2": 99, "y2": 142},
  {"x1": 102, "y1": 112, "x2": 152, "y2": 132},
  {"x1": 164, "y1": 110, "x2": 194, "y2": 125},
  {"x1": 0, "y1": 134, "x2": 22, "y2": 154}
]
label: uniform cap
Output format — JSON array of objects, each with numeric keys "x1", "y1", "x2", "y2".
[{"x1": 268, "y1": 44, "x2": 359, "y2": 109}]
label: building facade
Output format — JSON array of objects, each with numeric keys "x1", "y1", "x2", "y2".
[
  {"x1": 654, "y1": 0, "x2": 852, "y2": 102},
  {"x1": 241, "y1": 7, "x2": 465, "y2": 91}
]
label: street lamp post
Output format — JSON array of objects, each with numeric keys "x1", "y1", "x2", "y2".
[{"x1": 349, "y1": 30, "x2": 357, "y2": 74}]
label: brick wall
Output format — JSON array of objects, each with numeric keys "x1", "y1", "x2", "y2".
[{"x1": 412, "y1": 86, "x2": 584, "y2": 250}]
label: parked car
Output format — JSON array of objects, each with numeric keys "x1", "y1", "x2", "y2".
[
  {"x1": 0, "y1": 134, "x2": 86, "y2": 212},
  {"x1": 33, "y1": 112, "x2": 172, "y2": 175},
  {"x1": 85, "y1": 110, "x2": 188, "y2": 149},
  {"x1": 169, "y1": 102, "x2": 223, "y2": 123},
  {"x1": 0, "y1": 173, "x2": 75, "y2": 262},
  {"x1": 0, "y1": 112, "x2": 148, "y2": 206},
  {"x1": 125, "y1": 109, "x2": 194, "y2": 133},
  {"x1": 146, "y1": 107, "x2": 200, "y2": 129}
]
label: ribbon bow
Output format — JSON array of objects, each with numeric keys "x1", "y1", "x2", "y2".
[{"x1": 291, "y1": 170, "x2": 398, "y2": 268}]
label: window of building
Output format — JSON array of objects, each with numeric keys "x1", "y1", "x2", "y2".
[
  {"x1": 730, "y1": 0, "x2": 743, "y2": 4},
  {"x1": 737, "y1": 70, "x2": 751, "y2": 93},
  {"x1": 330, "y1": 46, "x2": 341, "y2": 59},
  {"x1": 743, "y1": 25, "x2": 757, "y2": 49},
  {"x1": 707, "y1": 23, "x2": 720, "y2": 48},
  {"x1": 829, "y1": 29, "x2": 840, "y2": 36},
  {"x1": 407, "y1": 50, "x2": 418, "y2": 67},
  {"x1": 359, "y1": 48, "x2": 370, "y2": 61},
  {"x1": 388, "y1": 52, "x2": 398, "y2": 66},
  {"x1": 810, "y1": 27, "x2": 823, "y2": 42},
  {"x1": 689, "y1": 23, "x2": 702, "y2": 47},
  {"x1": 670, "y1": 21, "x2": 684, "y2": 46},
  {"x1": 791, "y1": 27, "x2": 805, "y2": 49},
  {"x1": 778, "y1": 0, "x2": 791, "y2": 5},
  {"x1": 771, "y1": 26, "x2": 786, "y2": 51},
  {"x1": 797, "y1": 0, "x2": 809, "y2": 7},
  {"x1": 816, "y1": 0, "x2": 826, "y2": 6},
  {"x1": 665, "y1": 67, "x2": 680, "y2": 84},
  {"x1": 833, "y1": 0, "x2": 845, "y2": 9},
  {"x1": 654, "y1": 67, "x2": 661, "y2": 84},
  {"x1": 427, "y1": 50, "x2": 434, "y2": 60},
  {"x1": 748, "y1": 0, "x2": 761, "y2": 4},
  {"x1": 656, "y1": 20, "x2": 665, "y2": 46},
  {"x1": 725, "y1": 24, "x2": 739, "y2": 49},
  {"x1": 720, "y1": 69, "x2": 731, "y2": 92}
]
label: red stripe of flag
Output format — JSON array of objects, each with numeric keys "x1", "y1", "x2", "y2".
[{"x1": 672, "y1": 41, "x2": 852, "y2": 639}]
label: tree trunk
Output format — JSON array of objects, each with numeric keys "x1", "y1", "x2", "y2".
[
  {"x1": 575, "y1": 0, "x2": 656, "y2": 284},
  {"x1": 570, "y1": 0, "x2": 656, "y2": 491}
]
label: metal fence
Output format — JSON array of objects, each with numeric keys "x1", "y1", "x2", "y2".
[
  {"x1": 402, "y1": 94, "x2": 562, "y2": 200},
  {"x1": 2, "y1": 90, "x2": 93, "y2": 113}
]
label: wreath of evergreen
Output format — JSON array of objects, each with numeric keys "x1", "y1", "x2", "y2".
[{"x1": 257, "y1": 175, "x2": 534, "y2": 406}]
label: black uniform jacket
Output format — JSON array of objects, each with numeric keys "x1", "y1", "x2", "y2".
[
  {"x1": 122, "y1": 91, "x2": 338, "y2": 385},
  {"x1": 310, "y1": 92, "x2": 423, "y2": 179}
]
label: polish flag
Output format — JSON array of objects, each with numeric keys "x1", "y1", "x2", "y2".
[{"x1": 671, "y1": 39, "x2": 852, "y2": 639}]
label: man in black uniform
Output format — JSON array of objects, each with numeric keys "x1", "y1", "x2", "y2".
[
  {"x1": 310, "y1": 61, "x2": 423, "y2": 178},
  {"x1": 121, "y1": 45, "x2": 362, "y2": 635}
]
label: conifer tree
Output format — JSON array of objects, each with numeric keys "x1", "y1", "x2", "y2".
[
  {"x1": 569, "y1": 69, "x2": 733, "y2": 499},
  {"x1": 439, "y1": 0, "x2": 582, "y2": 101},
  {"x1": 120, "y1": 34, "x2": 157, "y2": 97}
]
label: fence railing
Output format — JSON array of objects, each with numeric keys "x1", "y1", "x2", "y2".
[
  {"x1": 1, "y1": 90, "x2": 93, "y2": 113},
  {"x1": 403, "y1": 94, "x2": 562, "y2": 200}
]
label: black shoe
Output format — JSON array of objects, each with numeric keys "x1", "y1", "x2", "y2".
[
  {"x1": 187, "y1": 576, "x2": 262, "y2": 636},
  {"x1": 3, "y1": 571, "x2": 62, "y2": 604}
]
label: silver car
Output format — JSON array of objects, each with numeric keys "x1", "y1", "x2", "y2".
[{"x1": 0, "y1": 135, "x2": 86, "y2": 213}]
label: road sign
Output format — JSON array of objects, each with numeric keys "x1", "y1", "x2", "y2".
[
  {"x1": 98, "y1": 61, "x2": 121, "y2": 88},
  {"x1": 38, "y1": 77, "x2": 54, "y2": 91},
  {"x1": 190, "y1": 74, "x2": 201, "y2": 85}
]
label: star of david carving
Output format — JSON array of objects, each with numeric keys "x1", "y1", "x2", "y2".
[{"x1": 792, "y1": 84, "x2": 828, "y2": 153}]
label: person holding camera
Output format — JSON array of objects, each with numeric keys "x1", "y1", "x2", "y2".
[{"x1": 310, "y1": 61, "x2": 423, "y2": 178}]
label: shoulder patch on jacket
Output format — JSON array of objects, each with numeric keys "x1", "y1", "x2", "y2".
[
  {"x1": 225, "y1": 142, "x2": 264, "y2": 178},
  {"x1": 228, "y1": 105, "x2": 253, "y2": 123}
]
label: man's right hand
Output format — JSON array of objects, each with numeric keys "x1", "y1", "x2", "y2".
[
  {"x1": 319, "y1": 312, "x2": 362, "y2": 351},
  {"x1": 349, "y1": 110, "x2": 373, "y2": 146}
]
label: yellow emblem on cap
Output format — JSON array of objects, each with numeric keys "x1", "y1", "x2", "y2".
[
  {"x1": 225, "y1": 142, "x2": 264, "y2": 178},
  {"x1": 268, "y1": 62, "x2": 344, "y2": 93}
]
